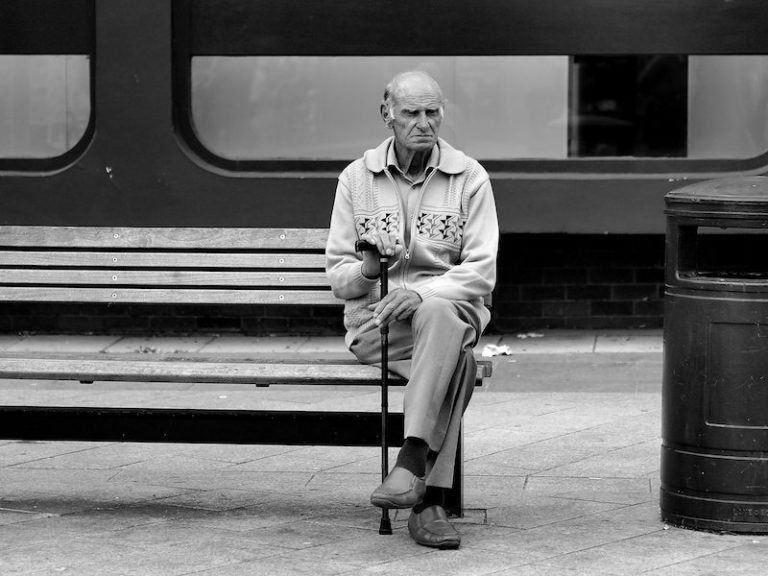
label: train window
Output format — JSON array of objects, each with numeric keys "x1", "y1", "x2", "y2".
[
  {"x1": 0, "y1": 55, "x2": 91, "y2": 159},
  {"x1": 188, "y1": 55, "x2": 768, "y2": 165},
  {"x1": 571, "y1": 55, "x2": 768, "y2": 160},
  {"x1": 190, "y1": 56, "x2": 568, "y2": 161},
  {"x1": 0, "y1": 0, "x2": 94, "y2": 170}
]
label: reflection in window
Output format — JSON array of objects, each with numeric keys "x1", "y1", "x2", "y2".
[
  {"x1": 688, "y1": 57, "x2": 768, "y2": 159},
  {"x1": 570, "y1": 56, "x2": 688, "y2": 157},
  {"x1": 189, "y1": 55, "x2": 768, "y2": 162},
  {"x1": 0, "y1": 55, "x2": 91, "y2": 159}
]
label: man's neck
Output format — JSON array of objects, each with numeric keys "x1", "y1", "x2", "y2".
[{"x1": 395, "y1": 144, "x2": 432, "y2": 179}]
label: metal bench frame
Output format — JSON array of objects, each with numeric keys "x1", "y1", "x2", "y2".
[{"x1": 0, "y1": 226, "x2": 490, "y2": 516}]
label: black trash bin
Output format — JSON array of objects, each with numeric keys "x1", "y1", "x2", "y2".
[{"x1": 662, "y1": 176, "x2": 768, "y2": 533}]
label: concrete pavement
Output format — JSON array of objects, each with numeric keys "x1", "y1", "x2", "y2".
[{"x1": 1, "y1": 330, "x2": 765, "y2": 575}]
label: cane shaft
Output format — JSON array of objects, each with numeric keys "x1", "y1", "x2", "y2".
[
  {"x1": 380, "y1": 328, "x2": 388, "y2": 479},
  {"x1": 378, "y1": 255, "x2": 392, "y2": 535},
  {"x1": 379, "y1": 255, "x2": 389, "y2": 480},
  {"x1": 354, "y1": 240, "x2": 393, "y2": 534}
]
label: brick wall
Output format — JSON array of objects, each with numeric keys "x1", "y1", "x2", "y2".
[
  {"x1": 0, "y1": 303, "x2": 345, "y2": 336},
  {"x1": 488, "y1": 234, "x2": 665, "y2": 332}
]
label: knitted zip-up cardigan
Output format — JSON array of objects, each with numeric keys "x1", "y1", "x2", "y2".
[{"x1": 326, "y1": 137, "x2": 499, "y2": 346}]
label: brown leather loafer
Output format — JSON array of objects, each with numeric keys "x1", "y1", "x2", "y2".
[
  {"x1": 407, "y1": 505, "x2": 461, "y2": 549},
  {"x1": 370, "y1": 466, "x2": 426, "y2": 509}
]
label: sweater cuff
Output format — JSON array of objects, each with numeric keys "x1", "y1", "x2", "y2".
[
  {"x1": 414, "y1": 285, "x2": 436, "y2": 301},
  {"x1": 352, "y1": 262, "x2": 380, "y2": 289}
]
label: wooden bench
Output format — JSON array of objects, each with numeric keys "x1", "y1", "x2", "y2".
[{"x1": 0, "y1": 226, "x2": 491, "y2": 516}]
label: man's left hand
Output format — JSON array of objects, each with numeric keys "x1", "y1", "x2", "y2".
[{"x1": 368, "y1": 288, "x2": 422, "y2": 326}]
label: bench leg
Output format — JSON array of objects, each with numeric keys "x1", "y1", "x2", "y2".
[{"x1": 444, "y1": 419, "x2": 464, "y2": 518}]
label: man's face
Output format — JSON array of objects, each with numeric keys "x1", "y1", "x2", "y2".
[{"x1": 386, "y1": 77, "x2": 443, "y2": 154}]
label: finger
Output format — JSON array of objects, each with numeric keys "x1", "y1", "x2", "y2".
[
  {"x1": 381, "y1": 234, "x2": 399, "y2": 257},
  {"x1": 373, "y1": 295, "x2": 399, "y2": 325},
  {"x1": 394, "y1": 294, "x2": 420, "y2": 318},
  {"x1": 391, "y1": 302, "x2": 412, "y2": 321},
  {"x1": 358, "y1": 234, "x2": 377, "y2": 260},
  {"x1": 382, "y1": 290, "x2": 416, "y2": 323},
  {"x1": 371, "y1": 288, "x2": 412, "y2": 322},
  {"x1": 395, "y1": 309, "x2": 415, "y2": 321},
  {"x1": 394, "y1": 292, "x2": 421, "y2": 320},
  {"x1": 374, "y1": 234, "x2": 386, "y2": 253},
  {"x1": 365, "y1": 232, "x2": 394, "y2": 257},
  {"x1": 359, "y1": 232, "x2": 378, "y2": 249},
  {"x1": 370, "y1": 292, "x2": 393, "y2": 317},
  {"x1": 359, "y1": 232, "x2": 384, "y2": 256}
]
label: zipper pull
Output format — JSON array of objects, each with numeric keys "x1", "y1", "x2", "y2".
[{"x1": 404, "y1": 248, "x2": 410, "y2": 260}]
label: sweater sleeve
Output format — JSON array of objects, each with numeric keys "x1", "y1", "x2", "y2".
[
  {"x1": 325, "y1": 175, "x2": 379, "y2": 300},
  {"x1": 413, "y1": 175, "x2": 499, "y2": 302}
]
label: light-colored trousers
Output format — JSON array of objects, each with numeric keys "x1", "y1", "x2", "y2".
[{"x1": 350, "y1": 298, "x2": 488, "y2": 488}]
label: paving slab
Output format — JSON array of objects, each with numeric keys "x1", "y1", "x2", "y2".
[
  {"x1": 641, "y1": 541, "x2": 768, "y2": 576},
  {"x1": 523, "y1": 476, "x2": 654, "y2": 505},
  {"x1": 461, "y1": 501, "x2": 660, "y2": 558},
  {"x1": 0, "y1": 335, "x2": 24, "y2": 351},
  {"x1": 4, "y1": 334, "x2": 121, "y2": 353},
  {"x1": 486, "y1": 353, "x2": 662, "y2": 393},
  {"x1": 293, "y1": 336, "x2": 358, "y2": 357},
  {"x1": 103, "y1": 335, "x2": 216, "y2": 354},
  {"x1": 594, "y1": 330, "x2": 664, "y2": 353},
  {"x1": 540, "y1": 527, "x2": 748, "y2": 575},
  {"x1": 197, "y1": 335, "x2": 310, "y2": 354},
  {"x1": 496, "y1": 331, "x2": 596, "y2": 354},
  {"x1": 540, "y1": 438, "x2": 661, "y2": 478}
]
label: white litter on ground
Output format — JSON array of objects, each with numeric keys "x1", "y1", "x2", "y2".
[
  {"x1": 516, "y1": 332, "x2": 544, "y2": 339},
  {"x1": 481, "y1": 344, "x2": 513, "y2": 357}
]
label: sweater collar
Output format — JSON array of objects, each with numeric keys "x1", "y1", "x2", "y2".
[{"x1": 363, "y1": 137, "x2": 466, "y2": 175}]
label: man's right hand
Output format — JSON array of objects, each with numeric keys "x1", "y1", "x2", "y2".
[{"x1": 359, "y1": 231, "x2": 402, "y2": 278}]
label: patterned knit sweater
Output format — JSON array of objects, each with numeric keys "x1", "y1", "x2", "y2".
[{"x1": 325, "y1": 137, "x2": 499, "y2": 346}]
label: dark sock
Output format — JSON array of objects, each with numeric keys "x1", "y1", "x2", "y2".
[
  {"x1": 413, "y1": 486, "x2": 445, "y2": 513},
  {"x1": 395, "y1": 437, "x2": 428, "y2": 478}
]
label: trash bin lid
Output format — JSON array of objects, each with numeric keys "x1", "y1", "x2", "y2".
[{"x1": 665, "y1": 176, "x2": 768, "y2": 220}]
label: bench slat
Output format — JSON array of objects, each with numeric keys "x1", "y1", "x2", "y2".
[
  {"x1": 0, "y1": 286, "x2": 341, "y2": 304},
  {"x1": 0, "y1": 270, "x2": 331, "y2": 287},
  {"x1": 0, "y1": 227, "x2": 329, "y2": 249},
  {"x1": 0, "y1": 355, "x2": 491, "y2": 383},
  {"x1": 0, "y1": 251, "x2": 326, "y2": 268},
  {"x1": 0, "y1": 357, "x2": 387, "y2": 384}
]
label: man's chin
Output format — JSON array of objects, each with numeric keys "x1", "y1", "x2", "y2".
[{"x1": 408, "y1": 139, "x2": 436, "y2": 150}]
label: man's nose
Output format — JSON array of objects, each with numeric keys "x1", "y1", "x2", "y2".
[{"x1": 416, "y1": 113, "x2": 430, "y2": 129}]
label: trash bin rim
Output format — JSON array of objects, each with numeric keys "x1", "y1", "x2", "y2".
[{"x1": 665, "y1": 176, "x2": 768, "y2": 204}]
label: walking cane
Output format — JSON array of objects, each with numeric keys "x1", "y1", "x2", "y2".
[{"x1": 355, "y1": 239, "x2": 393, "y2": 535}]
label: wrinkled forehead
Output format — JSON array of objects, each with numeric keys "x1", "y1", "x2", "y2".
[{"x1": 391, "y1": 74, "x2": 444, "y2": 109}]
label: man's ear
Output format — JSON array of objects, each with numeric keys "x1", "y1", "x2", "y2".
[{"x1": 381, "y1": 104, "x2": 393, "y2": 128}]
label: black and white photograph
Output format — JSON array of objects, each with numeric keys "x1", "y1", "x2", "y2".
[{"x1": 1, "y1": 1, "x2": 768, "y2": 574}]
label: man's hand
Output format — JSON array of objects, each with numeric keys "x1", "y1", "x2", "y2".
[
  {"x1": 368, "y1": 288, "x2": 422, "y2": 326},
  {"x1": 359, "y1": 231, "x2": 402, "y2": 278}
]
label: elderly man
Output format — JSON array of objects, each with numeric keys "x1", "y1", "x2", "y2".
[{"x1": 325, "y1": 70, "x2": 498, "y2": 549}]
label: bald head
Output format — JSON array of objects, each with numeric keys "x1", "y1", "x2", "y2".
[{"x1": 383, "y1": 71, "x2": 444, "y2": 114}]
